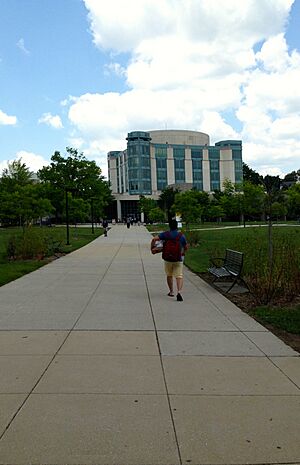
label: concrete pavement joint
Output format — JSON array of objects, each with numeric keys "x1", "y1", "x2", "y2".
[
  {"x1": 0, "y1": 233, "x2": 126, "y2": 442},
  {"x1": 185, "y1": 271, "x2": 300, "y2": 392},
  {"x1": 138, "y1": 240, "x2": 183, "y2": 465}
]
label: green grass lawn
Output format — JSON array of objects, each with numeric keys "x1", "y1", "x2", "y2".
[
  {"x1": 249, "y1": 305, "x2": 300, "y2": 334},
  {"x1": 146, "y1": 220, "x2": 299, "y2": 233},
  {"x1": 184, "y1": 226, "x2": 300, "y2": 273},
  {"x1": 0, "y1": 226, "x2": 103, "y2": 287}
]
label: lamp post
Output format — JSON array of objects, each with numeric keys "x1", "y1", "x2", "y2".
[
  {"x1": 66, "y1": 188, "x2": 70, "y2": 245},
  {"x1": 65, "y1": 187, "x2": 77, "y2": 245},
  {"x1": 91, "y1": 197, "x2": 95, "y2": 234}
]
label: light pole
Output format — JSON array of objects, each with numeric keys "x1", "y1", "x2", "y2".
[
  {"x1": 65, "y1": 187, "x2": 77, "y2": 245},
  {"x1": 91, "y1": 197, "x2": 95, "y2": 234},
  {"x1": 66, "y1": 188, "x2": 70, "y2": 245}
]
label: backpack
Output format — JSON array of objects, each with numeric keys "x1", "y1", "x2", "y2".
[{"x1": 162, "y1": 232, "x2": 182, "y2": 262}]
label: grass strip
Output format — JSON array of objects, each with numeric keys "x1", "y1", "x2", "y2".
[{"x1": 249, "y1": 306, "x2": 300, "y2": 334}]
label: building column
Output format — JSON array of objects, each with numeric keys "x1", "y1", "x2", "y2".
[
  {"x1": 185, "y1": 148, "x2": 192, "y2": 183},
  {"x1": 167, "y1": 145, "x2": 175, "y2": 185},
  {"x1": 117, "y1": 199, "x2": 122, "y2": 221},
  {"x1": 202, "y1": 149, "x2": 210, "y2": 192}
]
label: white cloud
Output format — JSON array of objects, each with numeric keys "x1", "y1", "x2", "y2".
[
  {"x1": 0, "y1": 109, "x2": 17, "y2": 125},
  {"x1": 17, "y1": 38, "x2": 30, "y2": 55},
  {"x1": 0, "y1": 151, "x2": 49, "y2": 176},
  {"x1": 38, "y1": 113, "x2": 63, "y2": 129},
  {"x1": 66, "y1": 0, "x2": 298, "y2": 177}
]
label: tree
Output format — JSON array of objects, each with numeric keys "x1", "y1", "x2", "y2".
[
  {"x1": 0, "y1": 185, "x2": 53, "y2": 228},
  {"x1": 172, "y1": 190, "x2": 203, "y2": 228},
  {"x1": 287, "y1": 183, "x2": 300, "y2": 219},
  {"x1": 38, "y1": 147, "x2": 113, "y2": 222},
  {"x1": 158, "y1": 187, "x2": 179, "y2": 221},
  {"x1": 218, "y1": 179, "x2": 242, "y2": 221},
  {"x1": 0, "y1": 160, "x2": 53, "y2": 227},
  {"x1": 1, "y1": 159, "x2": 33, "y2": 191},
  {"x1": 138, "y1": 196, "x2": 157, "y2": 221},
  {"x1": 241, "y1": 181, "x2": 265, "y2": 224},
  {"x1": 67, "y1": 197, "x2": 90, "y2": 225},
  {"x1": 148, "y1": 207, "x2": 165, "y2": 223},
  {"x1": 207, "y1": 204, "x2": 225, "y2": 222},
  {"x1": 242, "y1": 163, "x2": 263, "y2": 185}
]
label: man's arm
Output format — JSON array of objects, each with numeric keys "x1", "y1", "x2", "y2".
[{"x1": 150, "y1": 235, "x2": 160, "y2": 249}]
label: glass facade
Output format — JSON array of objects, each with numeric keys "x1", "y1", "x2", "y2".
[
  {"x1": 191, "y1": 148, "x2": 203, "y2": 190},
  {"x1": 232, "y1": 148, "x2": 243, "y2": 184},
  {"x1": 127, "y1": 132, "x2": 151, "y2": 194},
  {"x1": 155, "y1": 146, "x2": 167, "y2": 191},
  {"x1": 209, "y1": 148, "x2": 220, "y2": 191},
  {"x1": 173, "y1": 147, "x2": 185, "y2": 184},
  {"x1": 110, "y1": 134, "x2": 243, "y2": 197}
]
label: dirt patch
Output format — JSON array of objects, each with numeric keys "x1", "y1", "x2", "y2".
[{"x1": 198, "y1": 272, "x2": 300, "y2": 354}]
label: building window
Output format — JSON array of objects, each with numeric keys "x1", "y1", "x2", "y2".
[
  {"x1": 173, "y1": 147, "x2": 185, "y2": 184},
  {"x1": 155, "y1": 146, "x2": 167, "y2": 157},
  {"x1": 191, "y1": 148, "x2": 203, "y2": 190},
  {"x1": 155, "y1": 147, "x2": 167, "y2": 190},
  {"x1": 209, "y1": 154, "x2": 220, "y2": 191},
  {"x1": 191, "y1": 149, "x2": 202, "y2": 159}
]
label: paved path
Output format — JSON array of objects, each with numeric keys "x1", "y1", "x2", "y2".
[{"x1": 0, "y1": 225, "x2": 299, "y2": 465}]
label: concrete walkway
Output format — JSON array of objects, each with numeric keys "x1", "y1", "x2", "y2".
[{"x1": 0, "y1": 225, "x2": 299, "y2": 465}]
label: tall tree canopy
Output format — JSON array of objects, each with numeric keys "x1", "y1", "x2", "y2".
[
  {"x1": 243, "y1": 163, "x2": 263, "y2": 185},
  {"x1": 38, "y1": 147, "x2": 113, "y2": 221}
]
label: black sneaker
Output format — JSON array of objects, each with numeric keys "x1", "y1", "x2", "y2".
[{"x1": 176, "y1": 293, "x2": 183, "y2": 301}]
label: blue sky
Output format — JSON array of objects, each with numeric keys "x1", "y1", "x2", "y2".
[{"x1": 0, "y1": 0, "x2": 300, "y2": 179}]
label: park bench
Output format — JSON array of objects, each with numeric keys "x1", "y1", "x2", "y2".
[{"x1": 208, "y1": 248, "x2": 247, "y2": 293}]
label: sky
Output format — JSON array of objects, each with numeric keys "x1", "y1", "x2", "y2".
[{"x1": 0, "y1": 0, "x2": 300, "y2": 180}]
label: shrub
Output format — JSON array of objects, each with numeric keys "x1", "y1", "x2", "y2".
[
  {"x1": 237, "y1": 230, "x2": 300, "y2": 305},
  {"x1": 6, "y1": 228, "x2": 65, "y2": 260},
  {"x1": 185, "y1": 230, "x2": 202, "y2": 248}
]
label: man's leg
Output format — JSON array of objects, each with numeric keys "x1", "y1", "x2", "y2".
[
  {"x1": 175, "y1": 276, "x2": 183, "y2": 293},
  {"x1": 164, "y1": 262, "x2": 174, "y2": 296},
  {"x1": 174, "y1": 263, "x2": 184, "y2": 301},
  {"x1": 167, "y1": 275, "x2": 174, "y2": 296}
]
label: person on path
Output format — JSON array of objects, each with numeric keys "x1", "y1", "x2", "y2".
[
  {"x1": 102, "y1": 219, "x2": 108, "y2": 237},
  {"x1": 151, "y1": 219, "x2": 188, "y2": 301}
]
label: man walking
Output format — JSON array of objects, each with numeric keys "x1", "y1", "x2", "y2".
[{"x1": 151, "y1": 219, "x2": 188, "y2": 301}]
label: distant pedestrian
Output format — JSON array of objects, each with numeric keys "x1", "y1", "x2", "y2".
[
  {"x1": 102, "y1": 219, "x2": 108, "y2": 237},
  {"x1": 126, "y1": 217, "x2": 131, "y2": 229},
  {"x1": 151, "y1": 219, "x2": 188, "y2": 301}
]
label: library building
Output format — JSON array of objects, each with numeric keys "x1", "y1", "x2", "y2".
[{"x1": 107, "y1": 129, "x2": 242, "y2": 221}]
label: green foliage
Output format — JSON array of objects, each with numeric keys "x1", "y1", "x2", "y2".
[
  {"x1": 184, "y1": 227, "x2": 300, "y2": 305},
  {"x1": 172, "y1": 190, "x2": 204, "y2": 227},
  {"x1": 38, "y1": 147, "x2": 113, "y2": 221},
  {"x1": 242, "y1": 163, "x2": 263, "y2": 185},
  {"x1": 138, "y1": 196, "x2": 157, "y2": 217},
  {"x1": 0, "y1": 227, "x2": 103, "y2": 287},
  {"x1": 158, "y1": 187, "x2": 179, "y2": 220},
  {"x1": 207, "y1": 204, "x2": 225, "y2": 221},
  {"x1": 239, "y1": 230, "x2": 300, "y2": 304},
  {"x1": 250, "y1": 305, "x2": 300, "y2": 334},
  {"x1": 241, "y1": 181, "x2": 265, "y2": 219},
  {"x1": 184, "y1": 230, "x2": 202, "y2": 248},
  {"x1": 6, "y1": 228, "x2": 64, "y2": 260},
  {"x1": 0, "y1": 159, "x2": 33, "y2": 191},
  {"x1": 148, "y1": 207, "x2": 165, "y2": 223},
  {"x1": 0, "y1": 176, "x2": 54, "y2": 227},
  {"x1": 287, "y1": 183, "x2": 300, "y2": 218}
]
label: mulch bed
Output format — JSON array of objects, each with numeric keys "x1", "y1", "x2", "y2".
[{"x1": 197, "y1": 272, "x2": 300, "y2": 354}]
